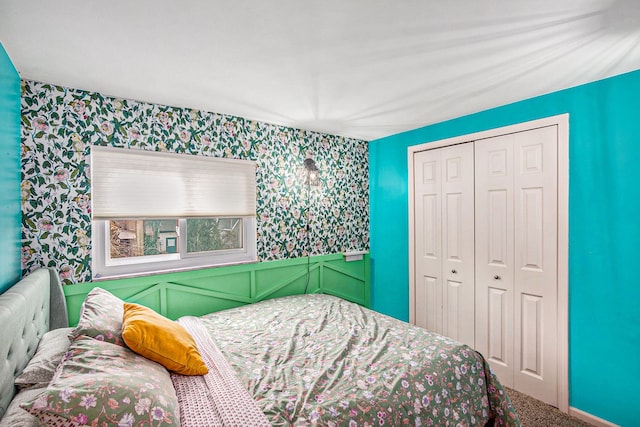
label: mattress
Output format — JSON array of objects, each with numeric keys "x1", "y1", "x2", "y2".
[{"x1": 196, "y1": 293, "x2": 519, "y2": 426}]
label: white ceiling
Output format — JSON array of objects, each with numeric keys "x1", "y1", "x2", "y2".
[{"x1": 1, "y1": 0, "x2": 640, "y2": 141}]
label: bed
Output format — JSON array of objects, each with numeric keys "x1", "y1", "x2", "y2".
[
  {"x1": 0, "y1": 269, "x2": 520, "y2": 426},
  {"x1": 0, "y1": 268, "x2": 68, "y2": 426}
]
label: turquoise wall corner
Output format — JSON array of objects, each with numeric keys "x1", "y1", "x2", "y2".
[
  {"x1": 0, "y1": 43, "x2": 21, "y2": 293},
  {"x1": 369, "y1": 68, "x2": 640, "y2": 426}
]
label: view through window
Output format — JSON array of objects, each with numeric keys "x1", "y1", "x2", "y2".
[{"x1": 109, "y1": 218, "x2": 244, "y2": 260}]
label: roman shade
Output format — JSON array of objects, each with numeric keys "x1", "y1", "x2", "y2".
[{"x1": 91, "y1": 146, "x2": 256, "y2": 220}]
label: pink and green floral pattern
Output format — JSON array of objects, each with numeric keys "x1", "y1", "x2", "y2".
[
  {"x1": 68, "y1": 287, "x2": 125, "y2": 346},
  {"x1": 21, "y1": 336, "x2": 179, "y2": 426},
  {"x1": 199, "y1": 294, "x2": 520, "y2": 426},
  {"x1": 20, "y1": 80, "x2": 369, "y2": 284}
]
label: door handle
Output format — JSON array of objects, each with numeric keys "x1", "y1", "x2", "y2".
[
  {"x1": 451, "y1": 269, "x2": 457, "y2": 274},
  {"x1": 493, "y1": 275, "x2": 501, "y2": 280}
]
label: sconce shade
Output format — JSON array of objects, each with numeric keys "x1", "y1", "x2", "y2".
[
  {"x1": 303, "y1": 158, "x2": 320, "y2": 186},
  {"x1": 304, "y1": 158, "x2": 318, "y2": 171}
]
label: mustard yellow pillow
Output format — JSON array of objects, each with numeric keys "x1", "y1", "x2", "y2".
[{"x1": 121, "y1": 303, "x2": 208, "y2": 375}]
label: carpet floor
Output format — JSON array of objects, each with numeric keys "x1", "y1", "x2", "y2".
[{"x1": 506, "y1": 388, "x2": 593, "y2": 427}]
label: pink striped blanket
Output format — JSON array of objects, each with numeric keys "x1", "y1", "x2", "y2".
[{"x1": 170, "y1": 316, "x2": 271, "y2": 427}]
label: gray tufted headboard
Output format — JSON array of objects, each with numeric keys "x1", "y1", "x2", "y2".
[{"x1": 0, "y1": 268, "x2": 68, "y2": 419}]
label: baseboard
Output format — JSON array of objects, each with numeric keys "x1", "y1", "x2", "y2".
[{"x1": 569, "y1": 407, "x2": 619, "y2": 427}]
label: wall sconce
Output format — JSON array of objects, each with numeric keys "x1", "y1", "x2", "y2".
[{"x1": 303, "y1": 158, "x2": 320, "y2": 187}]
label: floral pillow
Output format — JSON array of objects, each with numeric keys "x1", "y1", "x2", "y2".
[
  {"x1": 15, "y1": 327, "x2": 74, "y2": 390},
  {"x1": 68, "y1": 287, "x2": 125, "y2": 346},
  {"x1": 1, "y1": 387, "x2": 46, "y2": 427},
  {"x1": 20, "y1": 336, "x2": 179, "y2": 427}
]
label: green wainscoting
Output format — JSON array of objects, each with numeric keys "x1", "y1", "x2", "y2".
[{"x1": 63, "y1": 253, "x2": 370, "y2": 326}]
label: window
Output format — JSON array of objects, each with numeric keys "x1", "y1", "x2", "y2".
[
  {"x1": 185, "y1": 218, "x2": 243, "y2": 253},
  {"x1": 91, "y1": 147, "x2": 257, "y2": 279}
]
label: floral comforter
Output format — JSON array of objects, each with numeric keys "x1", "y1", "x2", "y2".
[{"x1": 198, "y1": 294, "x2": 520, "y2": 426}]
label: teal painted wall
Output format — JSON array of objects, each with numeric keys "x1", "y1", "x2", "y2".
[
  {"x1": 369, "y1": 69, "x2": 640, "y2": 426},
  {"x1": 0, "y1": 44, "x2": 21, "y2": 293}
]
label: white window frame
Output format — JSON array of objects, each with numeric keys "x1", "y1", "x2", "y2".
[
  {"x1": 90, "y1": 146, "x2": 258, "y2": 280},
  {"x1": 92, "y1": 216, "x2": 257, "y2": 280}
]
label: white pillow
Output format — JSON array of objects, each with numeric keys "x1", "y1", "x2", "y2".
[
  {"x1": 14, "y1": 327, "x2": 73, "y2": 390},
  {"x1": 0, "y1": 387, "x2": 44, "y2": 427}
]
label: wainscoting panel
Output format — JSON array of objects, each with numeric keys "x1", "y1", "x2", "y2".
[
  {"x1": 63, "y1": 253, "x2": 370, "y2": 325},
  {"x1": 322, "y1": 259, "x2": 370, "y2": 306}
]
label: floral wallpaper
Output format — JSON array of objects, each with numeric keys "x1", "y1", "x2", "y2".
[{"x1": 20, "y1": 80, "x2": 369, "y2": 284}]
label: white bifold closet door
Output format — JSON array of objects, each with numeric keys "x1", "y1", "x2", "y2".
[
  {"x1": 413, "y1": 142, "x2": 475, "y2": 348},
  {"x1": 474, "y1": 126, "x2": 558, "y2": 406}
]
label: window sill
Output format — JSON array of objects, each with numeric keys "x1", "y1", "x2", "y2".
[{"x1": 92, "y1": 257, "x2": 259, "y2": 282}]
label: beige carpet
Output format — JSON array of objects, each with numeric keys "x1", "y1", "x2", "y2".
[{"x1": 505, "y1": 388, "x2": 593, "y2": 427}]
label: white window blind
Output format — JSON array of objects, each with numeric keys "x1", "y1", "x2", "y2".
[{"x1": 91, "y1": 146, "x2": 257, "y2": 219}]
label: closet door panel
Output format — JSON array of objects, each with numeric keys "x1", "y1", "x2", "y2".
[
  {"x1": 520, "y1": 293, "x2": 542, "y2": 376},
  {"x1": 441, "y1": 143, "x2": 475, "y2": 347},
  {"x1": 488, "y1": 190, "x2": 509, "y2": 265},
  {"x1": 414, "y1": 143, "x2": 474, "y2": 346},
  {"x1": 444, "y1": 279, "x2": 462, "y2": 340},
  {"x1": 415, "y1": 275, "x2": 438, "y2": 331},
  {"x1": 488, "y1": 287, "x2": 508, "y2": 364},
  {"x1": 513, "y1": 126, "x2": 558, "y2": 405},
  {"x1": 414, "y1": 151, "x2": 443, "y2": 332},
  {"x1": 475, "y1": 134, "x2": 515, "y2": 387}
]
